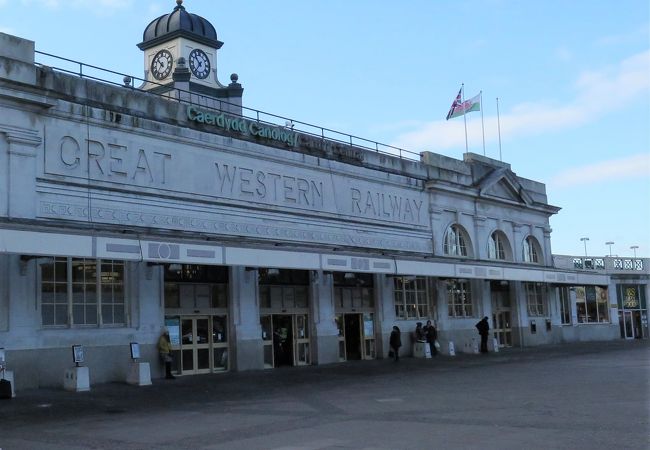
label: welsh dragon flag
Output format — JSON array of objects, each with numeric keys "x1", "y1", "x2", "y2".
[{"x1": 446, "y1": 90, "x2": 481, "y2": 120}]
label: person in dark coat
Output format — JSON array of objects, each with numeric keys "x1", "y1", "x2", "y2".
[
  {"x1": 425, "y1": 320, "x2": 438, "y2": 356},
  {"x1": 389, "y1": 326, "x2": 402, "y2": 361},
  {"x1": 476, "y1": 316, "x2": 490, "y2": 353},
  {"x1": 414, "y1": 322, "x2": 424, "y2": 341}
]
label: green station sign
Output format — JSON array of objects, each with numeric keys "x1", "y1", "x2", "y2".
[{"x1": 187, "y1": 106, "x2": 298, "y2": 147}]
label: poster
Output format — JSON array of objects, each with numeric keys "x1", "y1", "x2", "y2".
[{"x1": 165, "y1": 317, "x2": 181, "y2": 346}]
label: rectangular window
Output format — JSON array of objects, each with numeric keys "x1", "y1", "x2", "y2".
[
  {"x1": 447, "y1": 279, "x2": 473, "y2": 318},
  {"x1": 41, "y1": 258, "x2": 127, "y2": 328},
  {"x1": 393, "y1": 276, "x2": 431, "y2": 320},
  {"x1": 559, "y1": 286, "x2": 571, "y2": 325},
  {"x1": 575, "y1": 285, "x2": 610, "y2": 323},
  {"x1": 524, "y1": 282, "x2": 545, "y2": 316}
]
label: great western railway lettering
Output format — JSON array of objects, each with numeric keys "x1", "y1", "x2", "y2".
[
  {"x1": 58, "y1": 135, "x2": 171, "y2": 185},
  {"x1": 214, "y1": 162, "x2": 324, "y2": 208},
  {"x1": 350, "y1": 188, "x2": 423, "y2": 223}
]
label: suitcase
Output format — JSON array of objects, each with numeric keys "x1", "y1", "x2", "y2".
[{"x1": 0, "y1": 377, "x2": 12, "y2": 399}]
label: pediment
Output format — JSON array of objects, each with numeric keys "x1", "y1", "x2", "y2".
[{"x1": 477, "y1": 168, "x2": 533, "y2": 205}]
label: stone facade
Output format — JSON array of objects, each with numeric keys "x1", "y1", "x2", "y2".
[{"x1": 0, "y1": 29, "x2": 647, "y2": 390}]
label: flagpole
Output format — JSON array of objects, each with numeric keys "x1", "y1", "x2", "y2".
[
  {"x1": 496, "y1": 97, "x2": 502, "y2": 161},
  {"x1": 462, "y1": 84, "x2": 468, "y2": 154},
  {"x1": 479, "y1": 91, "x2": 485, "y2": 156}
]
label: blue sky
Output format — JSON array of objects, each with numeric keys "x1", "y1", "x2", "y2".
[{"x1": 1, "y1": 0, "x2": 648, "y2": 258}]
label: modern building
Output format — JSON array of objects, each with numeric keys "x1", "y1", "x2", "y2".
[{"x1": 0, "y1": 2, "x2": 647, "y2": 390}]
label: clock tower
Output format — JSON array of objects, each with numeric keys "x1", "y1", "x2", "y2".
[{"x1": 137, "y1": 0, "x2": 242, "y2": 111}]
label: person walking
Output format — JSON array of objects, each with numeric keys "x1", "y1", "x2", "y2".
[
  {"x1": 425, "y1": 320, "x2": 438, "y2": 356},
  {"x1": 476, "y1": 316, "x2": 490, "y2": 354},
  {"x1": 389, "y1": 326, "x2": 402, "y2": 361},
  {"x1": 158, "y1": 328, "x2": 176, "y2": 379}
]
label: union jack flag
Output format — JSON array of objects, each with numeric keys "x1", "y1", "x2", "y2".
[{"x1": 446, "y1": 88, "x2": 463, "y2": 120}]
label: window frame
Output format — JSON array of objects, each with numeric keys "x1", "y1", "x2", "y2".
[
  {"x1": 488, "y1": 231, "x2": 509, "y2": 261},
  {"x1": 444, "y1": 224, "x2": 470, "y2": 257},
  {"x1": 40, "y1": 257, "x2": 127, "y2": 328},
  {"x1": 447, "y1": 279, "x2": 474, "y2": 318},
  {"x1": 574, "y1": 285, "x2": 610, "y2": 324},
  {"x1": 524, "y1": 282, "x2": 546, "y2": 317},
  {"x1": 523, "y1": 236, "x2": 541, "y2": 264},
  {"x1": 393, "y1": 276, "x2": 431, "y2": 320},
  {"x1": 558, "y1": 286, "x2": 572, "y2": 325}
]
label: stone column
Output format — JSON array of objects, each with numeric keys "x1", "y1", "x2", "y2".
[
  {"x1": 377, "y1": 273, "x2": 396, "y2": 358},
  {"x1": 230, "y1": 266, "x2": 263, "y2": 371},
  {"x1": 310, "y1": 270, "x2": 339, "y2": 365}
]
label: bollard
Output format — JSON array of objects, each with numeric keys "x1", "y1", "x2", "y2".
[
  {"x1": 492, "y1": 337, "x2": 499, "y2": 353},
  {"x1": 448, "y1": 341, "x2": 456, "y2": 356}
]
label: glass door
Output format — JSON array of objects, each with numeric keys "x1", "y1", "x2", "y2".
[
  {"x1": 293, "y1": 314, "x2": 310, "y2": 366},
  {"x1": 335, "y1": 314, "x2": 346, "y2": 362},
  {"x1": 491, "y1": 291, "x2": 512, "y2": 347},
  {"x1": 623, "y1": 311, "x2": 634, "y2": 339},
  {"x1": 212, "y1": 315, "x2": 229, "y2": 371},
  {"x1": 261, "y1": 315, "x2": 274, "y2": 368},
  {"x1": 181, "y1": 316, "x2": 211, "y2": 375},
  {"x1": 362, "y1": 313, "x2": 376, "y2": 359}
]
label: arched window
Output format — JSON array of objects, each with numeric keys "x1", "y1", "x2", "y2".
[
  {"x1": 444, "y1": 224, "x2": 470, "y2": 257},
  {"x1": 523, "y1": 236, "x2": 542, "y2": 264},
  {"x1": 488, "y1": 231, "x2": 508, "y2": 260}
]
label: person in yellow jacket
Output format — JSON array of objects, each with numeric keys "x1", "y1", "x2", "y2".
[{"x1": 158, "y1": 328, "x2": 175, "y2": 379}]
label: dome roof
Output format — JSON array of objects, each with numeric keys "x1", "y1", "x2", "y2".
[{"x1": 137, "y1": 0, "x2": 223, "y2": 50}]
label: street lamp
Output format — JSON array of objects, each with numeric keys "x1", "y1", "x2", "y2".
[
  {"x1": 605, "y1": 241, "x2": 614, "y2": 257},
  {"x1": 630, "y1": 245, "x2": 639, "y2": 258},
  {"x1": 580, "y1": 237, "x2": 589, "y2": 257}
]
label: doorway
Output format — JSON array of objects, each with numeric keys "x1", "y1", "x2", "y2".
[
  {"x1": 336, "y1": 312, "x2": 376, "y2": 361},
  {"x1": 261, "y1": 313, "x2": 311, "y2": 368},
  {"x1": 620, "y1": 310, "x2": 644, "y2": 339},
  {"x1": 344, "y1": 314, "x2": 362, "y2": 360},
  {"x1": 491, "y1": 284, "x2": 513, "y2": 347},
  {"x1": 173, "y1": 315, "x2": 229, "y2": 375},
  {"x1": 181, "y1": 316, "x2": 211, "y2": 375},
  {"x1": 272, "y1": 314, "x2": 294, "y2": 367}
]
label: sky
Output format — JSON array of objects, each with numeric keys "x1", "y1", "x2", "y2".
[{"x1": 1, "y1": 0, "x2": 648, "y2": 258}]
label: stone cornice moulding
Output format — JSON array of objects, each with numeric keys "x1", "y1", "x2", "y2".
[{"x1": 0, "y1": 124, "x2": 42, "y2": 147}]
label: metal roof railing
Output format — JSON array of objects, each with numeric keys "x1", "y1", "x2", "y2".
[{"x1": 35, "y1": 50, "x2": 421, "y2": 162}]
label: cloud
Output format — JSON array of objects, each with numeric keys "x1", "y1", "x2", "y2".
[
  {"x1": 391, "y1": 50, "x2": 650, "y2": 152},
  {"x1": 548, "y1": 153, "x2": 650, "y2": 189}
]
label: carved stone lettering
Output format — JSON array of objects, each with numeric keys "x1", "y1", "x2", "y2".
[
  {"x1": 57, "y1": 135, "x2": 170, "y2": 186},
  {"x1": 214, "y1": 162, "x2": 324, "y2": 209},
  {"x1": 350, "y1": 187, "x2": 423, "y2": 224}
]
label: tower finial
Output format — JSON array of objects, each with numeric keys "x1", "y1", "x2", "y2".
[{"x1": 175, "y1": 0, "x2": 184, "y2": 9}]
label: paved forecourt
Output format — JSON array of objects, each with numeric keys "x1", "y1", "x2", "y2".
[{"x1": 0, "y1": 340, "x2": 648, "y2": 450}]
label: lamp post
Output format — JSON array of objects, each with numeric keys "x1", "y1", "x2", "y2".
[
  {"x1": 630, "y1": 245, "x2": 639, "y2": 258},
  {"x1": 605, "y1": 241, "x2": 614, "y2": 257},
  {"x1": 580, "y1": 237, "x2": 589, "y2": 257}
]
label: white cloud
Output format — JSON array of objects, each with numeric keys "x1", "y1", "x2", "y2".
[
  {"x1": 391, "y1": 50, "x2": 650, "y2": 152},
  {"x1": 548, "y1": 153, "x2": 650, "y2": 189}
]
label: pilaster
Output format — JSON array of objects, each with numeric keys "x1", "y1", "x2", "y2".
[
  {"x1": 230, "y1": 266, "x2": 263, "y2": 370},
  {"x1": 309, "y1": 270, "x2": 339, "y2": 365},
  {"x1": 2, "y1": 125, "x2": 42, "y2": 219}
]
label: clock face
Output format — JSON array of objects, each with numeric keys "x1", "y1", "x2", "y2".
[
  {"x1": 151, "y1": 49, "x2": 173, "y2": 80},
  {"x1": 189, "y1": 49, "x2": 211, "y2": 79}
]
